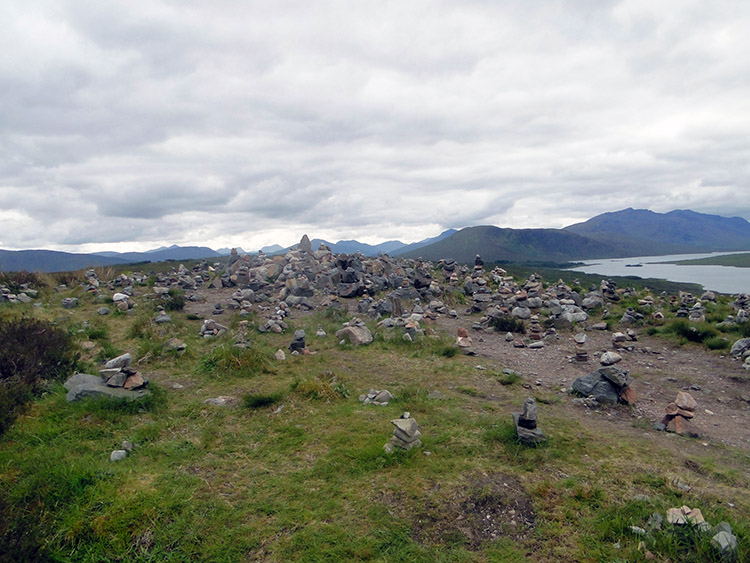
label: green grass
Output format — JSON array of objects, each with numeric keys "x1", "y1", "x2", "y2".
[{"x1": 1, "y1": 269, "x2": 749, "y2": 562}]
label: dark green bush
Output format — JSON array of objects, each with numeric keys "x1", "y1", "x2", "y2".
[
  {"x1": 662, "y1": 319, "x2": 719, "y2": 343},
  {"x1": 243, "y1": 392, "x2": 283, "y2": 409},
  {"x1": 0, "y1": 317, "x2": 79, "y2": 435},
  {"x1": 489, "y1": 316, "x2": 526, "y2": 334},
  {"x1": 0, "y1": 271, "x2": 44, "y2": 292},
  {"x1": 163, "y1": 289, "x2": 185, "y2": 311}
]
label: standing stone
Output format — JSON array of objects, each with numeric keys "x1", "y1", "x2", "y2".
[
  {"x1": 512, "y1": 398, "x2": 546, "y2": 445},
  {"x1": 289, "y1": 329, "x2": 306, "y2": 353}
]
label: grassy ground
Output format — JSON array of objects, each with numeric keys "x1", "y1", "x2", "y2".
[{"x1": 1, "y1": 274, "x2": 749, "y2": 561}]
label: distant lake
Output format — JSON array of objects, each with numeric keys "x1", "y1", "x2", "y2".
[{"x1": 569, "y1": 251, "x2": 750, "y2": 295}]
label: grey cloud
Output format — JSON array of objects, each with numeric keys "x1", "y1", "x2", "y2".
[{"x1": 1, "y1": 0, "x2": 749, "y2": 251}]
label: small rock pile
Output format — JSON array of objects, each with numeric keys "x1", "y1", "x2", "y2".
[
  {"x1": 656, "y1": 391, "x2": 699, "y2": 437},
  {"x1": 200, "y1": 319, "x2": 228, "y2": 338},
  {"x1": 571, "y1": 365, "x2": 636, "y2": 405},
  {"x1": 572, "y1": 332, "x2": 588, "y2": 362},
  {"x1": 289, "y1": 329, "x2": 306, "y2": 354},
  {"x1": 358, "y1": 389, "x2": 393, "y2": 406},
  {"x1": 384, "y1": 412, "x2": 421, "y2": 452},
  {"x1": 512, "y1": 398, "x2": 546, "y2": 445},
  {"x1": 730, "y1": 337, "x2": 750, "y2": 370},
  {"x1": 99, "y1": 353, "x2": 148, "y2": 390}
]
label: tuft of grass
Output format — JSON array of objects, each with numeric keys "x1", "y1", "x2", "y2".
[
  {"x1": 197, "y1": 344, "x2": 273, "y2": 378},
  {"x1": 662, "y1": 319, "x2": 719, "y2": 344},
  {"x1": 496, "y1": 370, "x2": 522, "y2": 385},
  {"x1": 292, "y1": 374, "x2": 350, "y2": 400},
  {"x1": 704, "y1": 336, "x2": 730, "y2": 350}
]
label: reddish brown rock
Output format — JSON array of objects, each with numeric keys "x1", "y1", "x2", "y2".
[
  {"x1": 619, "y1": 386, "x2": 638, "y2": 405},
  {"x1": 675, "y1": 391, "x2": 697, "y2": 411},
  {"x1": 673, "y1": 416, "x2": 699, "y2": 437},
  {"x1": 457, "y1": 327, "x2": 469, "y2": 338},
  {"x1": 664, "y1": 402, "x2": 679, "y2": 416},
  {"x1": 123, "y1": 373, "x2": 145, "y2": 389}
]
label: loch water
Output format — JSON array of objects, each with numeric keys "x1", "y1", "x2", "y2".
[{"x1": 568, "y1": 252, "x2": 750, "y2": 294}]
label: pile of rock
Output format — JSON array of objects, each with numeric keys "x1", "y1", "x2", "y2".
[
  {"x1": 0, "y1": 284, "x2": 36, "y2": 304},
  {"x1": 358, "y1": 389, "x2": 393, "y2": 406},
  {"x1": 384, "y1": 412, "x2": 422, "y2": 452},
  {"x1": 99, "y1": 353, "x2": 148, "y2": 390},
  {"x1": 456, "y1": 326, "x2": 472, "y2": 348},
  {"x1": 572, "y1": 332, "x2": 588, "y2": 362},
  {"x1": 656, "y1": 391, "x2": 699, "y2": 437},
  {"x1": 730, "y1": 337, "x2": 750, "y2": 370},
  {"x1": 112, "y1": 291, "x2": 135, "y2": 311},
  {"x1": 571, "y1": 365, "x2": 636, "y2": 405},
  {"x1": 200, "y1": 319, "x2": 228, "y2": 338},
  {"x1": 512, "y1": 398, "x2": 546, "y2": 445},
  {"x1": 289, "y1": 329, "x2": 306, "y2": 354}
]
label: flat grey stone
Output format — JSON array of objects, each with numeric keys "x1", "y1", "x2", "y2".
[{"x1": 105, "y1": 353, "x2": 132, "y2": 369}]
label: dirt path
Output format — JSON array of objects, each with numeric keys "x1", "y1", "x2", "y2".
[{"x1": 438, "y1": 315, "x2": 750, "y2": 451}]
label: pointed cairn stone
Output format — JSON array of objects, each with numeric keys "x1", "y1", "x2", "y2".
[
  {"x1": 512, "y1": 398, "x2": 546, "y2": 445},
  {"x1": 384, "y1": 412, "x2": 422, "y2": 453}
]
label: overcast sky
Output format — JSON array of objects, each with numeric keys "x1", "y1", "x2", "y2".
[{"x1": 2, "y1": 0, "x2": 749, "y2": 252}]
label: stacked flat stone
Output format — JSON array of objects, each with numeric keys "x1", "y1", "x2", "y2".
[
  {"x1": 289, "y1": 329, "x2": 306, "y2": 354},
  {"x1": 512, "y1": 398, "x2": 546, "y2": 445},
  {"x1": 99, "y1": 353, "x2": 147, "y2": 390},
  {"x1": 658, "y1": 391, "x2": 699, "y2": 437},
  {"x1": 573, "y1": 332, "x2": 588, "y2": 362},
  {"x1": 385, "y1": 413, "x2": 422, "y2": 452}
]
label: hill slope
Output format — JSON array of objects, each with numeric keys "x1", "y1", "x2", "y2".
[
  {"x1": 0, "y1": 250, "x2": 128, "y2": 273},
  {"x1": 400, "y1": 226, "x2": 622, "y2": 263},
  {"x1": 564, "y1": 208, "x2": 750, "y2": 254}
]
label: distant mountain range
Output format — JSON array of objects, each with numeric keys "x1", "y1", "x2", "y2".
[
  {"x1": 402, "y1": 208, "x2": 750, "y2": 264},
  {"x1": 2, "y1": 209, "x2": 750, "y2": 272}
]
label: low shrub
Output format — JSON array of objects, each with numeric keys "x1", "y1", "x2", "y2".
[
  {"x1": 489, "y1": 316, "x2": 526, "y2": 334},
  {"x1": 704, "y1": 336, "x2": 730, "y2": 351},
  {"x1": 0, "y1": 317, "x2": 79, "y2": 435},
  {"x1": 292, "y1": 374, "x2": 349, "y2": 400},
  {"x1": 163, "y1": 289, "x2": 185, "y2": 311},
  {"x1": 662, "y1": 319, "x2": 719, "y2": 344},
  {"x1": 243, "y1": 392, "x2": 283, "y2": 409}
]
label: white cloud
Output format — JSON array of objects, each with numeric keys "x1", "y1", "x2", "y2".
[{"x1": 1, "y1": 0, "x2": 749, "y2": 251}]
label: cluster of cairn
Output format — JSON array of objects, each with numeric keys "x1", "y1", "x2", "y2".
[
  {"x1": 0, "y1": 283, "x2": 36, "y2": 304},
  {"x1": 656, "y1": 391, "x2": 699, "y2": 437}
]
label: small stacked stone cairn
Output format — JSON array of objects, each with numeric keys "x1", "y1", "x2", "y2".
[
  {"x1": 656, "y1": 391, "x2": 699, "y2": 437},
  {"x1": 571, "y1": 365, "x2": 636, "y2": 405},
  {"x1": 456, "y1": 326, "x2": 472, "y2": 348},
  {"x1": 99, "y1": 353, "x2": 147, "y2": 390},
  {"x1": 358, "y1": 389, "x2": 393, "y2": 406},
  {"x1": 200, "y1": 319, "x2": 228, "y2": 338},
  {"x1": 289, "y1": 329, "x2": 306, "y2": 354},
  {"x1": 384, "y1": 412, "x2": 421, "y2": 452},
  {"x1": 512, "y1": 398, "x2": 546, "y2": 445},
  {"x1": 527, "y1": 315, "x2": 543, "y2": 340},
  {"x1": 573, "y1": 332, "x2": 588, "y2": 362}
]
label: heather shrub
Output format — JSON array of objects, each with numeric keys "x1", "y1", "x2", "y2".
[{"x1": 0, "y1": 317, "x2": 79, "y2": 435}]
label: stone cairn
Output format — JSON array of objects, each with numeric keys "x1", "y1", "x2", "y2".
[
  {"x1": 358, "y1": 389, "x2": 393, "y2": 406},
  {"x1": 384, "y1": 412, "x2": 421, "y2": 452},
  {"x1": 571, "y1": 365, "x2": 636, "y2": 406},
  {"x1": 656, "y1": 391, "x2": 699, "y2": 437},
  {"x1": 573, "y1": 332, "x2": 588, "y2": 362},
  {"x1": 99, "y1": 353, "x2": 147, "y2": 390},
  {"x1": 512, "y1": 397, "x2": 546, "y2": 445}
]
